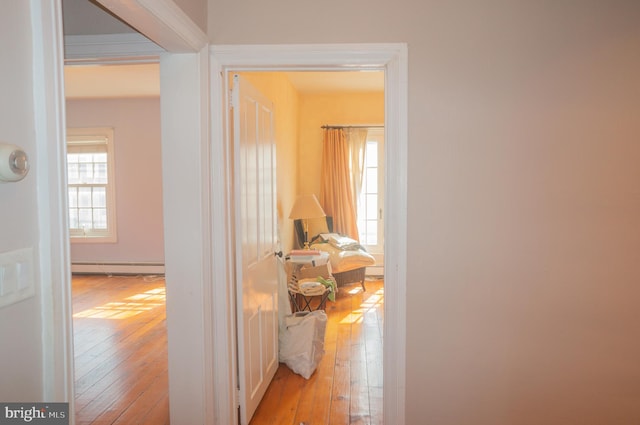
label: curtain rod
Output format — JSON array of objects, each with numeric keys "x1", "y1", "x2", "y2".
[{"x1": 321, "y1": 125, "x2": 384, "y2": 129}]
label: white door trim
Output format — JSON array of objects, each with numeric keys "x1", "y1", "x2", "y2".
[
  {"x1": 32, "y1": 0, "x2": 75, "y2": 405},
  {"x1": 210, "y1": 43, "x2": 408, "y2": 425},
  {"x1": 60, "y1": 1, "x2": 210, "y2": 423},
  {"x1": 94, "y1": 0, "x2": 207, "y2": 52},
  {"x1": 64, "y1": 33, "x2": 164, "y2": 64}
]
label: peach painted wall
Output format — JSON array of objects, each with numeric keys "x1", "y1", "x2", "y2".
[
  {"x1": 237, "y1": 72, "x2": 300, "y2": 252},
  {"x1": 211, "y1": 1, "x2": 640, "y2": 424},
  {"x1": 66, "y1": 97, "x2": 164, "y2": 264},
  {"x1": 297, "y1": 91, "x2": 384, "y2": 196}
]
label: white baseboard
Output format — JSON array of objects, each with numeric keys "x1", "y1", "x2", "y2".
[
  {"x1": 71, "y1": 262, "x2": 165, "y2": 275},
  {"x1": 366, "y1": 265, "x2": 384, "y2": 277}
]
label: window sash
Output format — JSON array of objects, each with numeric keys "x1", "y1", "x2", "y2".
[
  {"x1": 66, "y1": 128, "x2": 116, "y2": 242},
  {"x1": 357, "y1": 129, "x2": 384, "y2": 251}
]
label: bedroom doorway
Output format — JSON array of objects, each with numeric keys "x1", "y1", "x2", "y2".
[
  {"x1": 234, "y1": 70, "x2": 385, "y2": 423},
  {"x1": 210, "y1": 43, "x2": 408, "y2": 425},
  {"x1": 63, "y1": 61, "x2": 167, "y2": 423}
]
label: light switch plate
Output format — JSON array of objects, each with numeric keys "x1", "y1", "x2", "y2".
[
  {"x1": 0, "y1": 247, "x2": 35, "y2": 308},
  {"x1": 0, "y1": 266, "x2": 5, "y2": 296}
]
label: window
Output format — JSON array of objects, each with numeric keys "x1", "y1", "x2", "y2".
[
  {"x1": 67, "y1": 128, "x2": 117, "y2": 243},
  {"x1": 357, "y1": 128, "x2": 384, "y2": 253}
]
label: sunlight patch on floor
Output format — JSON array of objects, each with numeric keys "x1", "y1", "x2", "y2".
[
  {"x1": 340, "y1": 287, "x2": 384, "y2": 324},
  {"x1": 73, "y1": 286, "x2": 166, "y2": 320}
]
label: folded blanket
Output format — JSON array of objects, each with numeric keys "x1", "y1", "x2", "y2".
[
  {"x1": 299, "y1": 279, "x2": 325, "y2": 295},
  {"x1": 328, "y1": 235, "x2": 361, "y2": 250},
  {"x1": 315, "y1": 233, "x2": 365, "y2": 251},
  {"x1": 292, "y1": 277, "x2": 336, "y2": 301}
]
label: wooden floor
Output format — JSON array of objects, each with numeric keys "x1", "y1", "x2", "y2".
[
  {"x1": 72, "y1": 275, "x2": 383, "y2": 425},
  {"x1": 72, "y1": 274, "x2": 169, "y2": 425},
  {"x1": 250, "y1": 278, "x2": 384, "y2": 425}
]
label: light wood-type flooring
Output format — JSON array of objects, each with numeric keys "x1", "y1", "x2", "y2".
[
  {"x1": 72, "y1": 274, "x2": 169, "y2": 425},
  {"x1": 251, "y1": 278, "x2": 384, "y2": 425},
  {"x1": 72, "y1": 274, "x2": 384, "y2": 425}
]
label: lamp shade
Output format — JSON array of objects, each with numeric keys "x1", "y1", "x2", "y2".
[{"x1": 289, "y1": 194, "x2": 326, "y2": 219}]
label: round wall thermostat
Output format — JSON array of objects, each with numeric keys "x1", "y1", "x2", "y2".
[{"x1": 0, "y1": 143, "x2": 30, "y2": 182}]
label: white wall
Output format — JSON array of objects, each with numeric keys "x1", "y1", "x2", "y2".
[
  {"x1": 209, "y1": 1, "x2": 640, "y2": 423},
  {"x1": 173, "y1": 0, "x2": 207, "y2": 34},
  {"x1": 66, "y1": 97, "x2": 164, "y2": 265},
  {"x1": 161, "y1": 50, "x2": 210, "y2": 425},
  {"x1": 0, "y1": 1, "x2": 71, "y2": 403},
  {"x1": 0, "y1": 1, "x2": 43, "y2": 400}
]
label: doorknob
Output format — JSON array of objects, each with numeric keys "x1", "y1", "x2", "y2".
[{"x1": 274, "y1": 251, "x2": 283, "y2": 258}]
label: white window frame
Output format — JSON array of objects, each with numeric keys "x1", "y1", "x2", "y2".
[
  {"x1": 357, "y1": 127, "x2": 385, "y2": 254},
  {"x1": 66, "y1": 127, "x2": 117, "y2": 243}
]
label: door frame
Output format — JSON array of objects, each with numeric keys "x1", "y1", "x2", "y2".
[
  {"x1": 210, "y1": 43, "x2": 408, "y2": 425},
  {"x1": 33, "y1": 0, "x2": 75, "y2": 403},
  {"x1": 59, "y1": 1, "x2": 210, "y2": 423}
]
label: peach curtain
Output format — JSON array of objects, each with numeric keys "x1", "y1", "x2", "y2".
[
  {"x1": 345, "y1": 127, "x2": 368, "y2": 215},
  {"x1": 320, "y1": 129, "x2": 359, "y2": 240}
]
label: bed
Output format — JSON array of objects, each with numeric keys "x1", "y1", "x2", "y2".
[{"x1": 294, "y1": 217, "x2": 375, "y2": 291}]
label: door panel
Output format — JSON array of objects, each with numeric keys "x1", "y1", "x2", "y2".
[{"x1": 232, "y1": 74, "x2": 279, "y2": 424}]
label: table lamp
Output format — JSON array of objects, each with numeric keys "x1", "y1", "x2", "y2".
[{"x1": 289, "y1": 194, "x2": 326, "y2": 249}]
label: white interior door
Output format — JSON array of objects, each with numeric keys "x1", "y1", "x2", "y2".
[{"x1": 232, "y1": 74, "x2": 279, "y2": 424}]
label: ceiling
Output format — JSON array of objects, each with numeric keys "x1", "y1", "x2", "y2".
[
  {"x1": 62, "y1": 0, "x2": 136, "y2": 36},
  {"x1": 283, "y1": 71, "x2": 384, "y2": 94},
  {"x1": 62, "y1": 2, "x2": 384, "y2": 98}
]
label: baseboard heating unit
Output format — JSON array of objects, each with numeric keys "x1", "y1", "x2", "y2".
[{"x1": 71, "y1": 262, "x2": 165, "y2": 275}]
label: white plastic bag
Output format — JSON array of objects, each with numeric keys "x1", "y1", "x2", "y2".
[{"x1": 279, "y1": 310, "x2": 327, "y2": 379}]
